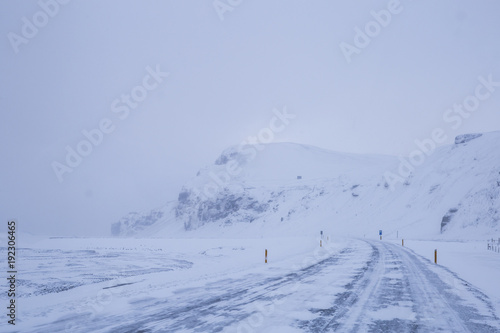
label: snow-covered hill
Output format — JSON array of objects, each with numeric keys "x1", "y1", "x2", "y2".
[{"x1": 112, "y1": 132, "x2": 500, "y2": 240}]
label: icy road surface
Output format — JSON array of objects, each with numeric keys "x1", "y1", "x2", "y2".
[{"x1": 23, "y1": 240, "x2": 500, "y2": 332}]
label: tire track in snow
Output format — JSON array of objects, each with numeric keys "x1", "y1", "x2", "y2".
[{"x1": 297, "y1": 242, "x2": 382, "y2": 332}]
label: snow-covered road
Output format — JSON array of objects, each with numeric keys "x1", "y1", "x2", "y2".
[
  {"x1": 317, "y1": 241, "x2": 500, "y2": 332},
  {"x1": 26, "y1": 240, "x2": 500, "y2": 333}
]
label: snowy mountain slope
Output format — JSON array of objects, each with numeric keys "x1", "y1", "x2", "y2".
[
  {"x1": 113, "y1": 132, "x2": 500, "y2": 240},
  {"x1": 381, "y1": 132, "x2": 500, "y2": 239},
  {"x1": 174, "y1": 143, "x2": 397, "y2": 233}
]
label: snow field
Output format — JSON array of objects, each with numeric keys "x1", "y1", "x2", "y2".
[{"x1": 7, "y1": 235, "x2": 346, "y2": 332}]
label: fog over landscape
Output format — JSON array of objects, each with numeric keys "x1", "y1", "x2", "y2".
[
  {"x1": 1, "y1": 0, "x2": 500, "y2": 236},
  {"x1": 1, "y1": 1, "x2": 500, "y2": 332}
]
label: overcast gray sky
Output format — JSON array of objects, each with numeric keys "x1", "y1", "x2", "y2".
[{"x1": 1, "y1": 0, "x2": 499, "y2": 236}]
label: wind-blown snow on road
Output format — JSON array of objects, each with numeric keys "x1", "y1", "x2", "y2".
[{"x1": 26, "y1": 239, "x2": 500, "y2": 333}]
